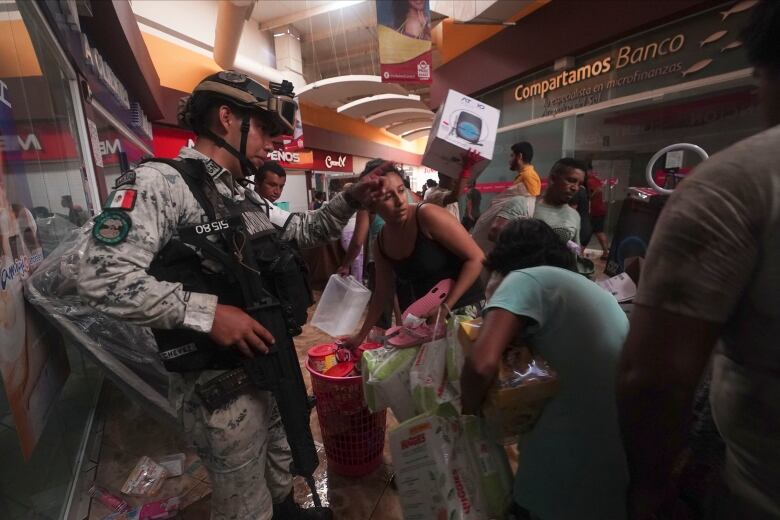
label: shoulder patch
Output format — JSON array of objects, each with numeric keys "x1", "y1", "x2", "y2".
[
  {"x1": 114, "y1": 170, "x2": 136, "y2": 188},
  {"x1": 93, "y1": 210, "x2": 132, "y2": 245},
  {"x1": 104, "y1": 189, "x2": 137, "y2": 211}
]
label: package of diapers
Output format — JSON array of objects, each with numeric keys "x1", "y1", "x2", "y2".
[
  {"x1": 361, "y1": 345, "x2": 419, "y2": 422},
  {"x1": 390, "y1": 404, "x2": 512, "y2": 520}
]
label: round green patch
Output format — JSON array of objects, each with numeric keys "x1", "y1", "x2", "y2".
[{"x1": 92, "y1": 210, "x2": 132, "y2": 245}]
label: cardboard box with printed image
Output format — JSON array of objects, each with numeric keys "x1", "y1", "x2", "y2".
[{"x1": 422, "y1": 89, "x2": 500, "y2": 178}]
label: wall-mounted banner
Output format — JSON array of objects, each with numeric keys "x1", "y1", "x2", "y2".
[{"x1": 377, "y1": 0, "x2": 432, "y2": 83}]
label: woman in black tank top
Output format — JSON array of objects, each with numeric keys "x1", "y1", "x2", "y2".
[{"x1": 341, "y1": 168, "x2": 485, "y2": 348}]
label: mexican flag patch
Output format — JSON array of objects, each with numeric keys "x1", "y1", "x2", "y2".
[{"x1": 105, "y1": 189, "x2": 137, "y2": 210}]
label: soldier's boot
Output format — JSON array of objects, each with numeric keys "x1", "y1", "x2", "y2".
[{"x1": 272, "y1": 492, "x2": 333, "y2": 520}]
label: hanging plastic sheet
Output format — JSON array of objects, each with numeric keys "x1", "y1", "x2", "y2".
[{"x1": 24, "y1": 224, "x2": 176, "y2": 426}]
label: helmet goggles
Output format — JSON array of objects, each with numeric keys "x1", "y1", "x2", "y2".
[{"x1": 191, "y1": 71, "x2": 297, "y2": 136}]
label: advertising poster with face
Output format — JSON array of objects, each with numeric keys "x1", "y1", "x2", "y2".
[
  {"x1": 0, "y1": 79, "x2": 70, "y2": 460},
  {"x1": 377, "y1": 0, "x2": 432, "y2": 83}
]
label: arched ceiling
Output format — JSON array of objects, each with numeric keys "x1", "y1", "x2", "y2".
[
  {"x1": 387, "y1": 120, "x2": 436, "y2": 136},
  {"x1": 337, "y1": 93, "x2": 429, "y2": 119},
  {"x1": 296, "y1": 75, "x2": 408, "y2": 109},
  {"x1": 402, "y1": 127, "x2": 433, "y2": 141},
  {"x1": 365, "y1": 108, "x2": 434, "y2": 128}
]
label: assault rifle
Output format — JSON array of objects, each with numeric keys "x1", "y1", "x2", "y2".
[{"x1": 178, "y1": 216, "x2": 325, "y2": 510}]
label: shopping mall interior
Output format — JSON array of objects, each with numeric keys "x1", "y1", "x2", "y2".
[{"x1": 1, "y1": 0, "x2": 778, "y2": 519}]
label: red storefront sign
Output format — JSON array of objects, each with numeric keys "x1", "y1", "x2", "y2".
[
  {"x1": 1, "y1": 126, "x2": 125, "y2": 165},
  {"x1": 0, "y1": 128, "x2": 78, "y2": 162},
  {"x1": 153, "y1": 125, "x2": 195, "y2": 158},
  {"x1": 152, "y1": 127, "x2": 353, "y2": 173},
  {"x1": 312, "y1": 150, "x2": 353, "y2": 173},
  {"x1": 269, "y1": 148, "x2": 314, "y2": 169},
  {"x1": 269, "y1": 147, "x2": 354, "y2": 173}
]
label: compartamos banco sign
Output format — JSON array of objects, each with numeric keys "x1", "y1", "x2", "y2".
[
  {"x1": 500, "y1": 2, "x2": 757, "y2": 120},
  {"x1": 514, "y1": 34, "x2": 685, "y2": 101}
]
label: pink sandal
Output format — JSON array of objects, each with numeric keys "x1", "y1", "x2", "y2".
[
  {"x1": 386, "y1": 322, "x2": 446, "y2": 349},
  {"x1": 384, "y1": 279, "x2": 454, "y2": 348},
  {"x1": 402, "y1": 279, "x2": 454, "y2": 320}
]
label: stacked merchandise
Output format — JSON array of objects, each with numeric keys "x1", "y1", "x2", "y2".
[{"x1": 361, "y1": 314, "x2": 559, "y2": 519}]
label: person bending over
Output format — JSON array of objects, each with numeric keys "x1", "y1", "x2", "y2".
[
  {"x1": 462, "y1": 218, "x2": 629, "y2": 520},
  {"x1": 341, "y1": 164, "x2": 485, "y2": 349}
]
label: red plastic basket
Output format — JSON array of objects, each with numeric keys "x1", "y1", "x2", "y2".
[{"x1": 306, "y1": 361, "x2": 387, "y2": 477}]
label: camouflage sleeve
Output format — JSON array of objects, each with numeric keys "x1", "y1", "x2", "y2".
[
  {"x1": 278, "y1": 193, "x2": 356, "y2": 249},
  {"x1": 77, "y1": 164, "x2": 218, "y2": 333}
]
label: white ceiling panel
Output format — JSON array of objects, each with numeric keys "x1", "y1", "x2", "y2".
[
  {"x1": 337, "y1": 94, "x2": 428, "y2": 119},
  {"x1": 365, "y1": 108, "x2": 435, "y2": 127},
  {"x1": 297, "y1": 75, "x2": 408, "y2": 109}
]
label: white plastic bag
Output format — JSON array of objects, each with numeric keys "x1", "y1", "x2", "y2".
[
  {"x1": 446, "y1": 314, "x2": 472, "y2": 386},
  {"x1": 410, "y1": 337, "x2": 457, "y2": 415}
]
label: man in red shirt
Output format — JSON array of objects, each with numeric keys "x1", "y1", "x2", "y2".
[{"x1": 587, "y1": 171, "x2": 609, "y2": 259}]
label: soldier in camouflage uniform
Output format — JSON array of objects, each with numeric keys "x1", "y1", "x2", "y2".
[{"x1": 77, "y1": 71, "x2": 388, "y2": 519}]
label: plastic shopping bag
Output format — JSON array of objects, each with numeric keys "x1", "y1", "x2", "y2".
[
  {"x1": 446, "y1": 315, "x2": 482, "y2": 385},
  {"x1": 482, "y1": 345, "x2": 559, "y2": 444},
  {"x1": 461, "y1": 415, "x2": 514, "y2": 520},
  {"x1": 361, "y1": 345, "x2": 419, "y2": 422},
  {"x1": 390, "y1": 403, "x2": 512, "y2": 520},
  {"x1": 409, "y1": 337, "x2": 456, "y2": 415}
]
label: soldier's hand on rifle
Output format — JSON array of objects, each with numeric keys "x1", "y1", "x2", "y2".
[
  {"x1": 209, "y1": 304, "x2": 275, "y2": 357},
  {"x1": 347, "y1": 161, "x2": 396, "y2": 207}
]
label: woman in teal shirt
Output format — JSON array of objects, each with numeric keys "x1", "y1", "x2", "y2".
[{"x1": 461, "y1": 218, "x2": 629, "y2": 520}]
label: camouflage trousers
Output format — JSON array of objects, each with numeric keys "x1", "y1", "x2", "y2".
[{"x1": 172, "y1": 372, "x2": 293, "y2": 520}]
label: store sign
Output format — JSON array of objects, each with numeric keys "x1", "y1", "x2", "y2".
[
  {"x1": 81, "y1": 34, "x2": 130, "y2": 110},
  {"x1": 500, "y1": 3, "x2": 756, "y2": 122},
  {"x1": 0, "y1": 127, "x2": 124, "y2": 165},
  {"x1": 268, "y1": 147, "x2": 314, "y2": 169},
  {"x1": 313, "y1": 150, "x2": 353, "y2": 172},
  {"x1": 266, "y1": 147, "x2": 353, "y2": 172},
  {"x1": 153, "y1": 125, "x2": 195, "y2": 158},
  {"x1": 130, "y1": 102, "x2": 153, "y2": 140},
  {"x1": 39, "y1": 1, "x2": 153, "y2": 146}
]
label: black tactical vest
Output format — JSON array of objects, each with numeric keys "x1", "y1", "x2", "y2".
[{"x1": 145, "y1": 158, "x2": 313, "y2": 372}]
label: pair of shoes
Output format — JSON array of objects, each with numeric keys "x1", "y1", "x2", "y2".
[
  {"x1": 386, "y1": 279, "x2": 453, "y2": 348},
  {"x1": 272, "y1": 492, "x2": 333, "y2": 520},
  {"x1": 385, "y1": 278, "x2": 455, "y2": 348},
  {"x1": 385, "y1": 321, "x2": 446, "y2": 348}
]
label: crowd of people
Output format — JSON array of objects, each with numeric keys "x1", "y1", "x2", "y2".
[{"x1": 61, "y1": 1, "x2": 780, "y2": 519}]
